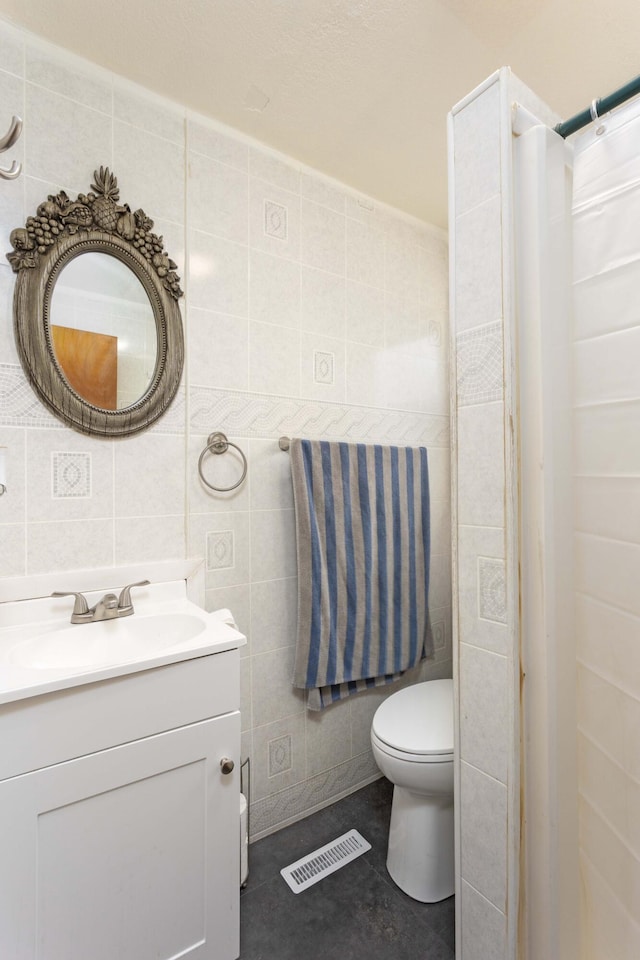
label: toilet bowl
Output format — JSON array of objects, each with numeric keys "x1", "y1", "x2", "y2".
[{"x1": 371, "y1": 678, "x2": 454, "y2": 903}]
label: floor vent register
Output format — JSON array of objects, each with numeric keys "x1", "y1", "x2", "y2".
[{"x1": 280, "y1": 829, "x2": 371, "y2": 893}]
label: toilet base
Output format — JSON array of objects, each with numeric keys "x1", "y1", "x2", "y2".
[{"x1": 386, "y1": 784, "x2": 454, "y2": 903}]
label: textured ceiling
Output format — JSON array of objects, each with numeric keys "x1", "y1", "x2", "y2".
[{"x1": 1, "y1": 0, "x2": 639, "y2": 228}]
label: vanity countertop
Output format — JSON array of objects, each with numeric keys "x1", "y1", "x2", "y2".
[{"x1": 0, "y1": 580, "x2": 246, "y2": 705}]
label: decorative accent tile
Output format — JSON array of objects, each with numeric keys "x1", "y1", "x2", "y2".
[
  {"x1": 206, "y1": 530, "x2": 234, "y2": 570},
  {"x1": 428, "y1": 320, "x2": 443, "y2": 347},
  {"x1": 478, "y1": 557, "x2": 507, "y2": 623},
  {"x1": 431, "y1": 619, "x2": 446, "y2": 651},
  {"x1": 189, "y1": 385, "x2": 450, "y2": 447},
  {"x1": 250, "y1": 751, "x2": 379, "y2": 840},
  {"x1": 268, "y1": 734, "x2": 292, "y2": 777},
  {"x1": 264, "y1": 200, "x2": 288, "y2": 240},
  {"x1": 456, "y1": 321, "x2": 503, "y2": 406},
  {"x1": 51, "y1": 452, "x2": 92, "y2": 499},
  {"x1": 314, "y1": 351, "x2": 335, "y2": 385}
]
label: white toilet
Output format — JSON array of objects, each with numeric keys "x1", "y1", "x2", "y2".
[{"x1": 371, "y1": 678, "x2": 454, "y2": 903}]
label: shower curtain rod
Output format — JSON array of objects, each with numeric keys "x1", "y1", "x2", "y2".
[{"x1": 554, "y1": 73, "x2": 640, "y2": 138}]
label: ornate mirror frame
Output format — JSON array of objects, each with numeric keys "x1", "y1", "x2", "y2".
[{"x1": 6, "y1": 167, "x2": 184, "y2": 437}]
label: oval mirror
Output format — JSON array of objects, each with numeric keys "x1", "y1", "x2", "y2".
[
  {"x1": 50, "y1": 252, "x2": 157, "y2": 411},
  {"x1": 7, "y1": 167, "x2": 184, "y2": 437}
]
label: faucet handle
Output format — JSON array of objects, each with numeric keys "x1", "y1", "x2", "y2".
[
  {"x1": 117, "y1": 579, "x2": 150, "y2": 615},
  {"x1": 51, "y1": 590, "x2": 90, "y2": 617}
]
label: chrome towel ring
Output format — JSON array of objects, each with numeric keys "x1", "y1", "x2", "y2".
[{"x1": 198, "y1": 431, "x2": 248, "y2": 492}]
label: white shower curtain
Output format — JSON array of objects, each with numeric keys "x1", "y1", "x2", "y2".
[
  {"x1": 515, "y1": 120, "x2": 579, "y2": 960},
  {"x1": 571, "y1": 99, "x2": 640, "y2": 960}
]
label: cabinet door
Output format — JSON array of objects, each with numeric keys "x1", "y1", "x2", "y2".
[{"x1": 0, "y1": 714, "x2": 240, "y2": 960}]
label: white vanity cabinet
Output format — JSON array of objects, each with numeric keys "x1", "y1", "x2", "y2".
[{"x1": 0, "y1": 648, "x2": 242, "y2": 960}]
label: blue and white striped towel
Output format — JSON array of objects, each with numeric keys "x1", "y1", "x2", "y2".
[{"x1": 290, "y1": 438, "x2": 433, "y2": 710}]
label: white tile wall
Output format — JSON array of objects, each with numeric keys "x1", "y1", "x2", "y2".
[
  {"x1": 346, "y1": 216, "x2": 385, "y2": 287},
  {"x1": 0, "y1": 19, "x2": 451, "y2": 839},
  {"x1": 189, "y1": 230, "x2": 248, "y2": 316},
  {"x1": 25, "y1": 84, "x2": 112, "y2": 193},
  {"x1": 114, "y1": 122, "x2": 185, "y2": 227},
  {"x1": 460, "y1": 761, "x2": 507, "y2": 911},
  {"x1": 188, "y1": 152, "x2": 248, "y2": 242},
  {"x1": 456, "y1": 401, "x2": 505, "y2": 527},
  {"x1": 26, "y1": 41, "x2": 112, "y2": 112},
  {"x1": 113, "y1": 79, "x2": 184, "y2": 144},
  {"x1": 0, "y1": 20, "x2": 23, "y2": 77},
  {"x1": 460, "y1": 880, "x2": 507, "y2": 960},
  {"x1": 300, "y1": 199, "x2": 345, "y2": 274},
  {"x1": 188, "y1": 117, "x2": 248, "y2": 171},
  {"x1": 459, "y1": 643, "x2": 508, "y2": 783},
  {"x1": 188, "y1": 308, "x2": 249, "y2": 391},
  {"x1": 26, "y1": 517, "x2": 114, "y2": 573},
  {"x1": 249, "y1": 577, "x2": 298, "y2": 655},
  {"x1": 0, "y1": 426, "x2": 25, "y2": 522},
  {"x1": 454, "y1": 195, "x2": 503, "y2": 333},
  {"x1": 250, "y1": 250, "x2": 300, "y2": 328},
  {"x1": 115, "y1": 515, "x2": 185, "y2": 565},
  {"x1": 0, "y1": 523, "x2": 25, "y2": 576},
  {"x1": 346, "y1": 279, "x2": 385, "y2": 346},
  {"x1": 453, "y1": 81, "x2": 501, "y2": 219},
  {"x1": 249, "y1": 321, "x2": 300, "y2": 396},
  {"x1": 301, "y1": 266, "x2": 345, "y2": 338}
]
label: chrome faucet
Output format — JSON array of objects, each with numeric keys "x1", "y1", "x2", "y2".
[{"x1": 52, "y1": 580, "x2": 150, "y2": 624}]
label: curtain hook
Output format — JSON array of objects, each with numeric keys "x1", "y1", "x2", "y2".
[{"x1": 590, "y1": 99, "x2": 606, "y2": 135}]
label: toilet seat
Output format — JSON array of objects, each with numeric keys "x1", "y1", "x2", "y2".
[
  {"x1": 371, "y1": 731, "x2": 453, "y2": 763},
  {"x1": 371, "y1": 679, "x2": 453, "y2": 762}
]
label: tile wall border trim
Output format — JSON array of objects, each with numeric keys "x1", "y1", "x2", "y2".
[
  {"x1": 189, "y1": 385, "x2": 450, "y2": 446},
  {"x1": 249, "y1": 752, "x2": 380, "y2": 841}
]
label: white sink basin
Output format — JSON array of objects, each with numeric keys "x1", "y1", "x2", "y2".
[
  {"x1": 0, "y1": 576, "x2": 246, "y2": 705},
  {"x1": 8, "y1": 613, "x2": 207, "y2": 670}
]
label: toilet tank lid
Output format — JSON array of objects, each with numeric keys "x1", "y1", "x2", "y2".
[{"x1": 372, "y1": 679, "x2": 453, "y2": 756}]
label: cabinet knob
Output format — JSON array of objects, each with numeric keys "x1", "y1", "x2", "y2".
[{"x1": 220, "y1": 757, "x2": 235, "y2": 775}]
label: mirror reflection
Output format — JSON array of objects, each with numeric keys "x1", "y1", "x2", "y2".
[{"x1": 49, "y1": 253, "x2": 157, "y2": 410}]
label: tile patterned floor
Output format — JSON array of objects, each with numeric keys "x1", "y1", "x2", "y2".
[{"x1": 240, "y1": 777, "x2": 455, "y2": 960}]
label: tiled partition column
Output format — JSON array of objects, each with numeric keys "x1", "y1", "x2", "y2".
[
  {"x1": 449, "y1": 73, "x2": 512, "y2": 960},
  {"x1": 449, "y1": 70, "x2": 559, "y2": 959}
]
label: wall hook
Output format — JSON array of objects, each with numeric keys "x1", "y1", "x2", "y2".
[{"x1": 0, "y1": 115, "x2": 22, "y2": 181}]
